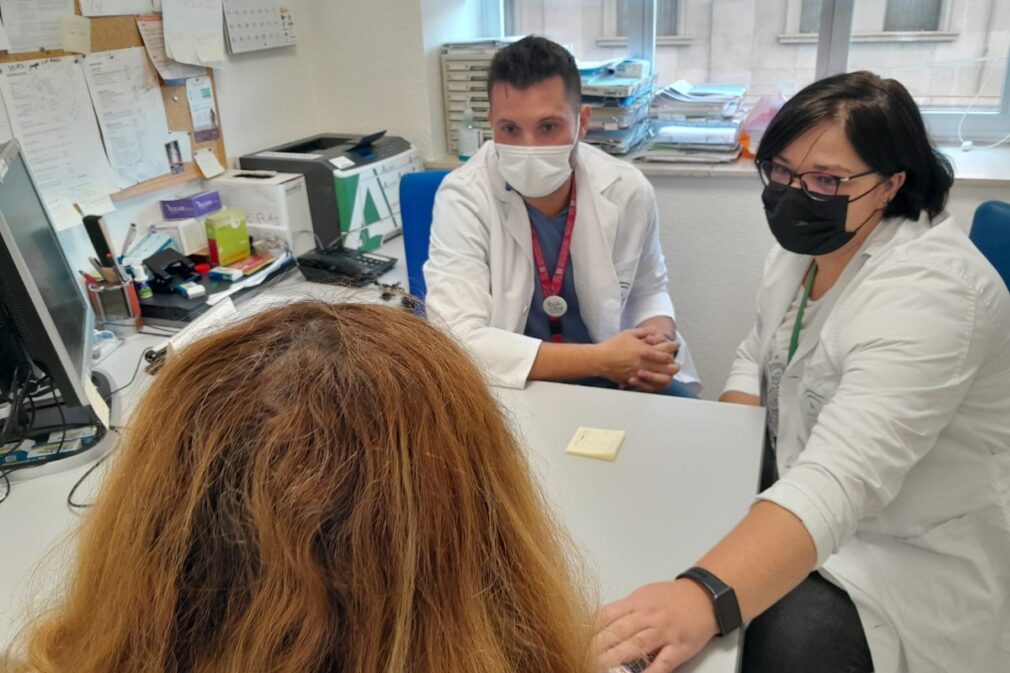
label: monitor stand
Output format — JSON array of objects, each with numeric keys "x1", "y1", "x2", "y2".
[
  {"x1": 26, "y1": 371, "x2": 112, "y2": 433},
  {"x1": 4, "y1": 371, "x2": 114, "y2": 482}
]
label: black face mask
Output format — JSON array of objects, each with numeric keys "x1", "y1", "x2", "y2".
[{"x1": 762, "y1": 185, "x2": 880, "y2": 256}]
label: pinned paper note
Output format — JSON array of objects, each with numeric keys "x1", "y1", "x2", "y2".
[
  {"x1": 136, "y1": 15, "x2": 208, "y2": 83},
  {"x1": 162, "y1": 0, "x2": 225, "y2": 67},
  {"x1": 0, "y1": 57, "x2": 119, "y2": 231},
  {"x1": 82, "y1": 47, "x2": 173, "y2": 187},
  {"x1": 194, "y1": 148, "x2": 225, "y2": 178},
  {"x1": 195, "y1": 34, "x2": 225, "y2": 64},
  {"x1": 76, "y1": 194, "x2": 116, "y2": 216},
  {"x1": 80, "y1": 0, "x2": 156, "y2": 16},
  {"x1": 0, "y1": 18, "x2": 13, "y2": 52},
  {"x1": 61, "y1": 15, "x2": 92, "y2": 54},
  {"x1": 0, "y1": 0, "x2": 73, "y2": 53},
  {"x1": 186, "y1": 76, "x2": 220, "y2": 142},
  {"x1": 565, "y1": 427, "x2": 626, "y2": 462}
]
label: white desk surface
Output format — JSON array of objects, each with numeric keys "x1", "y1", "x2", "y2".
[{"x1": 0, "y1": 238, "x2": 765, "y2": 672}]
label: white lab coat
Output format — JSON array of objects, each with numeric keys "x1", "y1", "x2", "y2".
[
  {"x1": 424, "y1": 140, "x2": 699, "y2": 390},
  {"x1": 725, "y1": 213, "x2": 1010, "y2": 672}
]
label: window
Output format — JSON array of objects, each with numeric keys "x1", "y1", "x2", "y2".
[
  {"x1": 800, "y1": 0, "x2": 821, "y2": 34},
  {"x1": 494, "y1": 1, "x2": 1009, "y2": 143},
  {"x1": 506, "y1": 0, "x2": 817, "y2": 99},
  {"x1": 884, "y1": 0, "x2": 942, "y2": 32},
  {"x1": 616, "y1": 0, "x2": 679, "y2": 37}
]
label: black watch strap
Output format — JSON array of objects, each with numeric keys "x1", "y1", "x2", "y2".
[{"x1": 676, "y1": 566, "x2": 742, "y2": 636}]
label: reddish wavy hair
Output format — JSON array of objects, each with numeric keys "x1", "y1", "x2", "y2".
[{"x1": 15, "y1": 301, "x2": 592, "y2": 673}]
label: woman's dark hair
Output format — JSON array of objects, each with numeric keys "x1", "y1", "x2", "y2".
[
  {"x1": 487, "y1": 35, "x2": 581, "y2": 110},
  {"x1": 756, "y1": 71, "x2": 954, "y2": 222}
]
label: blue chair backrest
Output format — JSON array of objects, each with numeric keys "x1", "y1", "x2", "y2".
[
  {"x1": 399, "y1": 170, "x2": 450, "y2": 300},
  {"x1": 970, "y1": 200, "x2": 1010, "y2": 290}
]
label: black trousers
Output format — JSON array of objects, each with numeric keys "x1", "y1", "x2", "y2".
[{"x1": 741, "y1": 572, "x2": 874, "y2": 673}]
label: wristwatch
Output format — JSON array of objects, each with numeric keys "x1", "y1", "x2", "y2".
[{"x1": 676, "y1": 566, "x2": 742, "y2": 636}]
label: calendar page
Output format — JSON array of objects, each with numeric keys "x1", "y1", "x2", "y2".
[{"x1": 223, "y1": 0, "x2": 297, "y2": 54}]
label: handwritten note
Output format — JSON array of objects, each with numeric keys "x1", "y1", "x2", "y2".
[
  {"x1": 83, "y1": 48, "x2": 173, "y2": 188},
  {"x1": 80, "y1": 0, "x2": 156, "y2": 16},
  {"x1": 162, "y1": 0, "x2": 226, "y2": 67},
  {"x1": 61, "y1": 15, "x2": 92, "y2": 54},
  {"x1": 0, "y1": 0, "x2": 73, "y2": 53},
  {"x1": 0, "y1": 57, "x2": 118, "y2": 230},
  {"x1": 135, "y1": 14, "x2": 208, "y2": 83}
]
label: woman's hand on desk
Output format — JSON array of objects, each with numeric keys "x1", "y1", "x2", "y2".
[
  {"x1": 593, "y1": 579, "x2": 718, "y2": 673},
  {"x1": 594, "y1": 328, "x2": 680, "y2": 388}
]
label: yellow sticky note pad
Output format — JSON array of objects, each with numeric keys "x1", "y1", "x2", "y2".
[{"x1": 565, "y1": 426, "x2": 626, "y2": 461}]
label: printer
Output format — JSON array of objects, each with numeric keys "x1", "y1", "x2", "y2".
[{"x1": 239, "y1": 132, "x2": 422, "y2": 253}]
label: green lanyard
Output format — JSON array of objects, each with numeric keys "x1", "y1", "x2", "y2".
[{"x1": 788, "y1": 264, "x2": 818, "y2": 364}]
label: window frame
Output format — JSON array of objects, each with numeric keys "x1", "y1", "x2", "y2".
[
  {"x1": 598, "y1": 0, "x2": 692, "y2": 47},
  {"x1": 806, "y1": 0, "x2": 1010, "y2": 142},
  {"x1": 497, "y1": 0, "x2": 1010, "y2": 143},
  {"x1": 782, "y1": 0, "x2": 958, "y2": 44}
]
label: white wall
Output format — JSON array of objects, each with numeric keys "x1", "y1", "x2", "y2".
[{"x1": 302, "y1": 0, "x2": 486, "y2": 160}]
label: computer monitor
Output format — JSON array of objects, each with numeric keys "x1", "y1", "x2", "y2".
[{"x1": 0, "y1": 139, "x2": 97, "y2": 425}]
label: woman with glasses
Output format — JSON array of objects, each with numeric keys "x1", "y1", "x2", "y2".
[{"x1": 594, "y1": 72, "x2": 1010, "y2": 673}]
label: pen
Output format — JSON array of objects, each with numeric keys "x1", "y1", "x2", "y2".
[
  {"x1": 89, "y1": 257, "x2": 105, "y2": 276},
  {"x1": 77, "y1": 269, "x2": 98, "y2": 288}
]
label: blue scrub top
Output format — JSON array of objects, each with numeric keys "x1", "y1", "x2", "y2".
[{"x1": 522, "y1": 203, "x2": 593, "y2": 345}]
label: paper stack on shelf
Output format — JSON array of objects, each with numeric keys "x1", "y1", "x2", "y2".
[
  {"x1": 650, "y1": 80, "x2": 745, "y2": 120},
  {"x1": 441, "y1": 38, "x2": 520, "y2": 157},
  {"x1": 640, "y1": 80, "x2": 746, "y2": 163},
  {"x1": 580, "y1": 58, "x2": 656, "y2": 155}
]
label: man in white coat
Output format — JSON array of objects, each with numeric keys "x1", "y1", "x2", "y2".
[{"x1": 424, "y1": 36, "x2": 699, "y2": 393}]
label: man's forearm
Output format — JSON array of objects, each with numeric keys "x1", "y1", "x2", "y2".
[
  {"x1": 637, "y1": 315, "x2": 676, "y2": 338},
  {"x1": 528, "y1": 341, "x2": 601, "y2": 381}
]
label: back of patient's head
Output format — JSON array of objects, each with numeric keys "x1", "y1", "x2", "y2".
[
  {"x1": 17, "y1": 302, "x2": 591, "y2": 673},
  {"x1": 487, "y1": 35, "x2": 581, "y2": 109}
]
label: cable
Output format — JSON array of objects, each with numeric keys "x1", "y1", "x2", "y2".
[
  {"x1": 108, "y1": 347, "x2": 156, "y2": 397},
  {"x1": 956, "y1": 56, "x2": 1010, "y2": 151},
  {"x1": 67, "y1": 433, "x2": 117, "y2": 511}
]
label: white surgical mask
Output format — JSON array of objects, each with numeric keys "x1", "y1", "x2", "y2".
[{"x1": 495, "y1": 119, "x2": 580, "y2": 198}]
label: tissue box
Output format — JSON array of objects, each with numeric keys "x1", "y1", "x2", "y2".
[
  {"x1": 205, "y1": 209, "x2": 250, "y2": 266},
  {"x1": 211, "y1": 170, "x2": 315, "y2": 255},
  {"x1": 160, "y1": 191, "x2": 223, "y2": 220},
  {"x1": 154, "y1": 218, "x2": 208, "y2": 256}
]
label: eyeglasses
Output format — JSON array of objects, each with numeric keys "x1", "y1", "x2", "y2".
[{"x1": 756, "y1": 159, "x2": 878, "y2": 201}]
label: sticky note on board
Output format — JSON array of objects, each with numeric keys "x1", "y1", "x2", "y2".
[
  {"x1": 194, "y1": 148, "x2": 225, "y2": 178},
  {"x1": 565, "y1": 426, "x2": 626, "y2": 461},
  {"x1": 61, "y1": 15, "x2": 92, "y2": 54}
]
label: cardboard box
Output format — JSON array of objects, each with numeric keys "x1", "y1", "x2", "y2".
[
  {"x1": 204, "y1": 209, "x2": 250, "y2": 266},
  {"x1": 160, "y1": 191, "x2": 223, "y2": 220},
  {"x1": 211, "y1": 170, "x2": 315, "y2": 255},
  {"x1": 154, "y1": 218, "x2": 208, "y2": 256}
]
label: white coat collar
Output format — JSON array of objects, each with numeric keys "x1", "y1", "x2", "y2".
[
  {"x1": 765, "y1": 210, "x2": 939, "y2": 372},
  {"x1": 482, "y1": 141, "x2": 625, "y2": 340}
]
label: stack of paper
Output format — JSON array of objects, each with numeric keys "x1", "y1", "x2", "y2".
[
  {"x1": 639, "y1": 79, "x2": 746, "y2": 164},
  {"x1": 651, "y1": 80, "x2": 745, "y2": 120},
  {"x1": 580, "y1": 59, "x2": 656, "y2": 156}
]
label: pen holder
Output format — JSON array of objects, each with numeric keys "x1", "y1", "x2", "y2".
[{"x1": 87, "y1": 282, "x2": 142, "y2": 334}]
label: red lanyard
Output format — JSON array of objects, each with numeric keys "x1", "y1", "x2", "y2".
[{"x1": 529, "y1": 177, "x2": 577, "y2": 343}]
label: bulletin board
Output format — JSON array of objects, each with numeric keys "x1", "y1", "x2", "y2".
[{"x1": 0, "y1": 2, "x2": 228, "y2": 203}]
